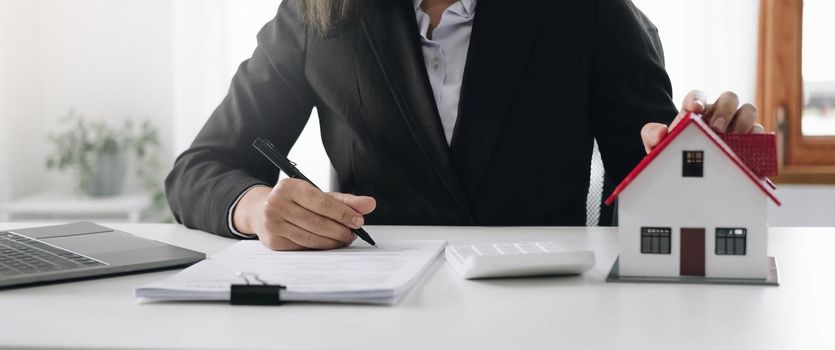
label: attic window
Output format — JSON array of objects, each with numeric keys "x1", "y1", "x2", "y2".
[
  {"x1": 716, "y1": 228, "x2": 747, "y2": 255},
  {"x1": 683, "y1": 151, "x2": 704, "y2": 177},
  {"x1": 641, "y1": 227, "x2": 671, "y2": 254}
]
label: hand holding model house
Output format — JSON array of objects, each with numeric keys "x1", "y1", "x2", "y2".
[{"x1": 642, "y1": 90, "x2": 763, "y2": 154}]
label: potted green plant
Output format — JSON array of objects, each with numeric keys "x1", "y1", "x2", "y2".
[{"x1": 46, "y1": 111, "x2": 161, "y2": 198}]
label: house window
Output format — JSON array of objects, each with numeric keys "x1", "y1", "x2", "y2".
[
  {"x1": 716, "y1": 228, "x2": 747, "y2": 255},
  {"x1": 682, "y1": 151, "x2": 704, "y2": 177},
  {"x1": 641, "y1": 227, "x2": 671, "y2": 254}
]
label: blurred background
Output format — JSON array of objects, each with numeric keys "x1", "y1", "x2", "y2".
[{"x1": 0, "y1": 0, "x2": 832, "y2": 225}]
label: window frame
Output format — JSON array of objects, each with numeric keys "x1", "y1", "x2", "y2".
[
  {"x1": 715, "y1": 227, "x2": 747, "y2": 256},
  {"x1": 757, "y1": 0, "x2": 835, "y2": 183},
  {"x1": 682, "y1": 150, "x2": 704, "y2": 177},
  {"x1": 640, "y1": 227, "x2": 672, "y2": 254}
]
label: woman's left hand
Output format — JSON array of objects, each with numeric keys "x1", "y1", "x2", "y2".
[{"x1": 641, "y1": 90, "x2": 764, "y2": 154}]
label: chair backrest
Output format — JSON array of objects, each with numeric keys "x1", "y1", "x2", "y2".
[{"x1": 586, "y1": 140, "x2": 605, "y2": 226}]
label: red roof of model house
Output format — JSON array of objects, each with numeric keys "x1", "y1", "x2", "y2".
[
  {"x1": 719, "y1": 133, "x2": 778, "y2": 177},
  {"x1": 604, "y1": 113, "x2": 781, "y2": 206}
]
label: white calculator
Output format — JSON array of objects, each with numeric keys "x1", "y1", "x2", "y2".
[{"x1": 444, "y1": 241, "x2": 595, "y2": 279}]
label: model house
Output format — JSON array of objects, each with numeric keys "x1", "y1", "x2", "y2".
[{"x1": 605, "y1": 113, "x2": 780, "y2": 281}]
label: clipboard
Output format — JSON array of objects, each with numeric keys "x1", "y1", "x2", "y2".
[
  {"x1": 230, "y1": 272, "x2": 287, "y2": 306},
  {"x1": 135, "y1": 240, "x2": 446, "y2": 306}
]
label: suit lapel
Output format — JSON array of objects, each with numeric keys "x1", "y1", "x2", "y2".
[
  {"x1": 360, "y1": 0, "x2": 473, "y2": 222},
  {"x1": 451, "y1": 0, "x2": 549, "y2": 200}
]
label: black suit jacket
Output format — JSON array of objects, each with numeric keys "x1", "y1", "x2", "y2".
[{"x1": 165, "y1": 0, "x2": 678, "y2": 238}]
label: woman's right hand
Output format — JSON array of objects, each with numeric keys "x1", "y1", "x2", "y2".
[{"x1": 232, "y1": 179, "x2": 376, "y2": 250}]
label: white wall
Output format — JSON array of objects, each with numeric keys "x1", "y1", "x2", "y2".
[
  {"x1": 0, "y1": 0, "x2": 177, "y2": 198},
  {"x1": 172, "y1": 0, "x2": 331, "y2": 189},
  {"x1": 632, "y1": 0, "x2": 761, "y2": 105},
  {"x1": 171, "y1": 0, "x2": 279, "y2": 155},
  {"x1": 769, "y1": 185, "x2": 835, "y2": 227},
  {"x1": 1, "y1": 0, "x2": 41, "y2": 199},
  {"x1": 0, "y1": 0, "x2": 17, "y2": 203},
  {"x1": 0, "y1": 0, "x2": 331, "y2": 204}
]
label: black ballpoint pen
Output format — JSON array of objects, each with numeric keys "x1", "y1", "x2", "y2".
[{"x1": 252, "y1": 137, "x2": 377, "y2": 247}]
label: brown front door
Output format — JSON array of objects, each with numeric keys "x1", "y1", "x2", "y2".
[{"x1": 680, "y1": 228, "x2": 706, "y2": 276}]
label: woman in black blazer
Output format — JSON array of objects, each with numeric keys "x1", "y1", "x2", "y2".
[{"x1": 166, "y1": 0, "x2": 761, "y2": 250}]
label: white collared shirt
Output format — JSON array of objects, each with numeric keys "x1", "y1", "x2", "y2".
[{"x1": 414, "y1": 0, "x2": 477, "y2": 145}]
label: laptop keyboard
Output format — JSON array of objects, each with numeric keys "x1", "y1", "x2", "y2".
[{"x1": 0, "y1": 232, "x2": 106, "y2": 278}]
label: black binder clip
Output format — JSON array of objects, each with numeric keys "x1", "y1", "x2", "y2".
[{"x1": 230, "y1": 272, "x2": 286, "y2": 306}]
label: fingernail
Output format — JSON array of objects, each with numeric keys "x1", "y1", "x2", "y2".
[
  {"x1": 711, "y1": 117, "x2": 726, "y2": 131},
  {"x1": 352, "y1": 216, "x2": 363, "y2": 227},
  {"x1": 694, "y1": 100, "x2": 705, "y2": 110}
]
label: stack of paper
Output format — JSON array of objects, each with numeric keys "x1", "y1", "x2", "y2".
[{"x1": 135, "y1": 240, "x2": 446, "y2": 305}]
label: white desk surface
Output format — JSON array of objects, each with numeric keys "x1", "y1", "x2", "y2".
[{"x1": 0, "y1": 223, "x2": 832, "y2": 350}]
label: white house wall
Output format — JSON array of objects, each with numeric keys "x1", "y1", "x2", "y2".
[{"x1": 617, "y1": 126, "x2": 769, "y2": 279}]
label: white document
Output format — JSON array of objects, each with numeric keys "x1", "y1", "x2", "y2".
[{"x1": 135, "y1": 240, "x2": 446, "y2": 305}]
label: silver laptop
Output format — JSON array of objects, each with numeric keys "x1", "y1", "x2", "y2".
[{"x1": 0, "y1": 222, "x2": 205, "y2": 289}]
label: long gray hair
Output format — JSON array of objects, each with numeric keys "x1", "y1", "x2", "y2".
[{"x1": 303, "y1": 0, "x2": 362, "y2": 35}]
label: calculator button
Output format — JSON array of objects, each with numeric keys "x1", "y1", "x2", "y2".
[
  {"x1": 515, "y1": 242, "x2": 541, "y2": 254},
  {"x1": 494, "y1": 243, "x2": 522, "y2": 255},
  {"x1": 536, "y1": 241, "x2": 561, "y2": 252},
  {"x1": 472, "y1": 244, "x2": 498, "y2": 255}
]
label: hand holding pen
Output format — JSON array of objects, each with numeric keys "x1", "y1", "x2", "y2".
[{"x1": 230, "y1": 138, "x2": 377, "y2": 251}]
